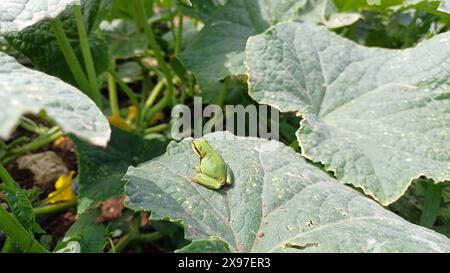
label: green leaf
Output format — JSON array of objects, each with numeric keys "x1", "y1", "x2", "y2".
[
  {"x1": 335, "y1": 0, "x2": 402, "y2": 11},
  {"x1": 5, "y1": 188, "x2": 44, "y2": 234},
  {"x1": 177, "y1": 238, "x2": 231, "y2": 253},
  {"x1": 57, "y1": 209, "x2": 107, "y2": 253},
  {"x1": 246, "y1": 22, "x2": 450, "y2": 205},
  {"x1": 73, "y1": 127, "x2": 168, "y2": 214},
  {"x1": 3, "y1": 0, "x2": 112, "y2": 87},
  {"x1": 439, "y1": 0, "x2": 450, "y2": 13},
  {"x1": 0, "y1": 0, "x2": 80, "y2": 34},
  {"x1": 100, "y1": 19, "x2": 148, "y2": 59},
  {"x1": 180, "y1": 0, "x2": 360, "y2": 87},
  {"x1": 0, "y1": 52, "x2": 110, "y2": 146},
  {"x1": 335, "y1": 0, "x2": 450, "y2": 15},
  {"x1": 124, "y1": 132, "x2": 450, "y2": 253}
]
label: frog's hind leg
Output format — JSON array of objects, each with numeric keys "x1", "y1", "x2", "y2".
[{"x1": 192, "y1": 173, "x2": 222, "y2": 190}]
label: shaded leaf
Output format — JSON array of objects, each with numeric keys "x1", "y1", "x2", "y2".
[
  {"x1": 4, "y1": 0, "x2": 112, "y2": 87},
  {"x1": 180, "y1": 0, "x2": 359, "y2": 87},
  {"x1": 74, "y1": 127, "x2": 168, "y2": 214},
  {"x1": 56, "y1": 209, "x2": 107, "y2": 253},
  {"x1": 100, "y1": 19, "x2": 148, "y2": 59}
]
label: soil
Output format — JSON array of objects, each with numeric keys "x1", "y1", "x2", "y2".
[
  {"x1": 41, "y1": 210, "x2": 77, "y2": 248},
  {"x1": 6, "y1": 135, "x2": 77, "y2": 197},
  {"x1": 1, "y1": 116, "x2": 79, "y2": 249}
]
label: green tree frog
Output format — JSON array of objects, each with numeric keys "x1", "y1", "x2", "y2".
[{"x1": 191, "y1": 139, "x2": 232, "y2": 189}]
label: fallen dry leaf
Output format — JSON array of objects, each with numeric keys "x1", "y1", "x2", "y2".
[{"x1": 96, "y1": 195, "x2": 126, "y2": 223}]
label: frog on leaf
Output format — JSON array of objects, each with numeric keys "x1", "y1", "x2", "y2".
[{"x1": 191, "y1": 139, "x2": 233, "y2": 189}]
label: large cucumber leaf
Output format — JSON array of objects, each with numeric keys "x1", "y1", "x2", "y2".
[
  {"x1": 245, "y1": 22, "x2": 450, "y2": 205},
  {"x1": 0, "y1": 0, "x2": 80, "y2": 33},
  {"x1": 2, "y1": 0, "x2": 112, "y2": 87},
  {"x1": 124, "y1": 132, "x2": 450, "y2": 253},
  {"x1": 0, "y1": 52, "x2": 110, "y2": 146},
  {"x1": 180, "y1": 0, "x2": 360, "y2": 87}
]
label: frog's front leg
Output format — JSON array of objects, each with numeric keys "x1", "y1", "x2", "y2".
[
  {"x1": 226, "y1": 165, "x2": 233, "y2": 185},
  {"x1": 192, "y1": 173, "x2": 222, "y2": 189}
]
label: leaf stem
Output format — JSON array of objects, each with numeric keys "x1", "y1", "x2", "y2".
[
  {"x1": 73, "y1": 5, "x2": 100, "y2": 101},
  {"x1": 33, "y1": 200, "x2": 77, "y2": 216},
  {"x1": 139, "y1": 231, "x2": 163, "y2": 243},
  {"x1": 1, "y1": 127, "x2": 64, "y2": 165},
  {"x1": 11, "y1": 127, "x2": 63, "y2": 155},
  {"x1": 419, "y1": 182, "x2": 444, "y2": 228},
  {"x1": 0, "y1": 164, "x2": 15, "y2": 188},
  {"x1": 19, "y1": 117, "x2": 40, "y2": 134},
  {"x1": 142, "y1": 79, "x2": 166, "y2": 122},
  {"x1": 0, "y1": 205, "x2": 48, "y2": 253},
  {"x1": 217, "y1": 76, "x2": 230, "y2": 106},
  {"x1": 108, "y1": 71, "x2": 120, "y2": 116},
  {"x1": 0, "y1": 183, "x2": 15, "y2": 194},
  {"x1": 175, "y1": 11, "x2": 184, "y2": 55},
  {"x1": 133, "y1": 0, "x2": 174, "y2": 122},
  {"x1": 1, "y1": 237, "x2": 17, "y2": 253},
  {"x1": 50, "y1": 19, "x2": 97, "y2": 105},
  {"x1": 144, "y1": 123, "x2": 169, "y2": 135},
  {"x1": 109, "y1": 70, "x2": 140, "y2": 107}
]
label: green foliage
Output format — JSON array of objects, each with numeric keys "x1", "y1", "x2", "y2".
[
  {"x1": 125, "y1": 132, "x2": 450, "y2": 252},
  {"x1": 246, "y1": 22, "x2": 450, "y2": 205},
  {"x1": 74, "y1": 127, "x2": 168, "y2": 214},
  {"x1": 0, "y1": 52, "x2": 110, "y2": 146},
  {"x1": 0, "y1": 0, "x2": 449, "y2": 254},
  {"x1": 4, "y1": 0, "x2": 112, "y2": 88}
]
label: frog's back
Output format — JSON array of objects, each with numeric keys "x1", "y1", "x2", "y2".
[{"x1": 200, "y1": 152, "x2": 227, "y2": 177}]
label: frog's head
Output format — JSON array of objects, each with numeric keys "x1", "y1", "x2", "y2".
[{"x1": 192, "y1": 138, "x2": 209, "y2": 157}]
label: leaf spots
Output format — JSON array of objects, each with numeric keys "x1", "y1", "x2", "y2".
[{"x1": 283, "y1": 242, "x2": 319, "y2": 250}]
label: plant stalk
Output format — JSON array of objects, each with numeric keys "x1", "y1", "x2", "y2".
[
  {"x1": 133, "y1": 0, "x2": 174, "y2": 122},
  {"x1": 33, "y1": 200, "x2": 78, "y2": 216},
  {"x1": 109, "y1": 70, "x2": 140, "y2": 107},
  {"x1": 419, "y1": 183, "x2": 444, "y2": 228},
  {"x1": 175, "y1": 11, "x2": 184, "y2": 55},
  {"x1": 217, "y1": 76, "x2": 230, "y2": 106},
  {"x1": 144, "y1": 123, "x2": 169, "y2": 135},
  {"x1": 142, "y1": 79, "x2": 166, "y2": 122},
  {"x1": 108, "y1": 71, "x2": 120, "y2": 116},
  {"x1": 50, "y1": 19, "x2": 97, "y2": 104},
  {"x1": 0, "y1": 205, "x2": 48, "y2": 253},
  {"x1": 73, "y1": 5, "x2": 100, "y2": 102}
]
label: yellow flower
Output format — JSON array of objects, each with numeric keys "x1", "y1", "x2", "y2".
[
  {"x1": 108, "y1": 106, "x2": 139, "y2": 132},
  {"x1": 53, "y1": 136, "x2": 66, "y2": 147},
  {"x1": 47, "y1": 171, "x2": 76, "y2": 204},
  {"x1": 126, "y1": 106, "x2": 138, "y2": 123},
  {"x1": 108, "y1": 113, "x2": 130, "y2": 131}
]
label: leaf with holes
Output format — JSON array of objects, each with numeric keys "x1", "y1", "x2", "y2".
[{"x1": 124, "y1": 132, "x2": 450, "y2": 253}]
